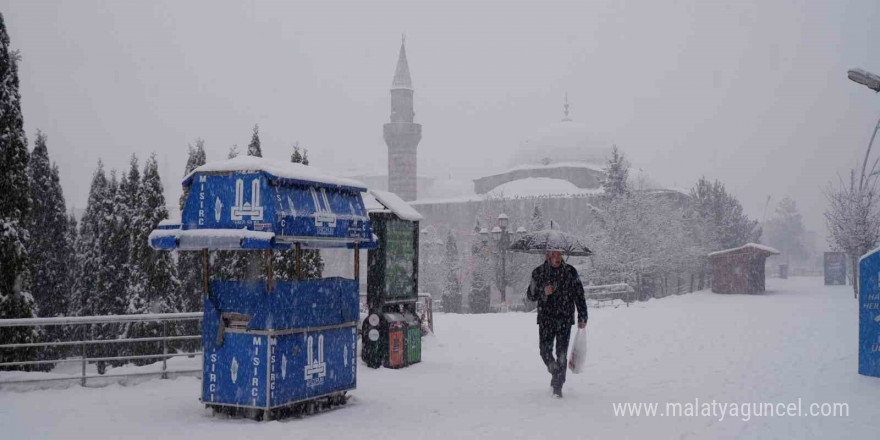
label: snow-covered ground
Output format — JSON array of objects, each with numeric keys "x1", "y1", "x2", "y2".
[{"x1": 2, "y1": 277, "x2": 878, "y2": 439}]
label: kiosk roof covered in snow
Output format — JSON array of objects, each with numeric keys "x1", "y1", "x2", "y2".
[
  {"x1": 150, "y1": 156, "x2": 376, "y2": 251},
  {"x1": 363, "y1": 189, "x2": 423, "y2": 221},
  {"x1": 709, "y1": 243, "x2": 779, "y2": 294}
]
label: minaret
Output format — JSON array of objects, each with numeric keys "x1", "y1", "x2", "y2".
[{"x1": 384, "y1": 35, "x2": 422, "y2": 201}]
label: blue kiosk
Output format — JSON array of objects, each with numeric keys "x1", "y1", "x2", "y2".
[
  {"x1": 858, "y1": 249, "x2": 880, "y2": 377},
  {"x1": 149, "y1": 156, "x2": 377, "y2": 419}
]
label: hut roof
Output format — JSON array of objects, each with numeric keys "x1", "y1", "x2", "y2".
[{"x1": 708, "y1": 243, "x2": 780, "y2": 258}]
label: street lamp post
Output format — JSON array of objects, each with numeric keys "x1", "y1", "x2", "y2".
[
  {"x1": 846, "y1": 67, "x2": 880, "y2": 298},
  {"x1": 486, "y1": 213, "x2": 527, "y2": 311},
  {"x1": 847, "y1": 68, "x2": 880, "y2": 192}
]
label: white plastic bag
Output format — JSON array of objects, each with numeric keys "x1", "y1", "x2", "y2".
[{"x1": 568, "y1": 328, "x2": 587, "y2": 374}]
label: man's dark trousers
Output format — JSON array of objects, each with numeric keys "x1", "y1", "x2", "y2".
[{"x1": 539, "y1": 321, "x2": 571, "y2": 389}]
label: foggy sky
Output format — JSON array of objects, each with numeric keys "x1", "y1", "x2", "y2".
[{"x1": 3, "y1": 0, "x2": 880, "y2": 235}]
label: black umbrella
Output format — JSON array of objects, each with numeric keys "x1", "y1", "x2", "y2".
[{"x1": 508, "y1": 222, "x2": 592, "y2": 256}]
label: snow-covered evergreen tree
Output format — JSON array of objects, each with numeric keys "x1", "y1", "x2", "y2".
[
  {"x1": 602, "y1": 145, "x2": 629, "y2": 200},
  {"x1": 528, "y1": 205, "x2": 546, "y2": 232},
  {"x1": 290, "y1": 142, "x2": 303, "y2": 163},
  {"x1": 72, "y1": 162, "x2": 109, "y2": 317},
  {"x1": 441, "y1": 231, "x2": 462, "y2": 313},
  {"x1": 468, "y1": 228, "x2": 491, "y2": 314},
  {"x1": 175, "y1": 143, "x2": 208, "y2": 355},
  {"x1": 688, "y1": 177, "x2": 760, "y2": 251},
  {"x1": 119, "y1": 155, "x2": 142, "y2": 317},
  {"x1": 0, "y1": 12, "x2": 37, "y2": 362},
  {"x1": 129, "y1": 154, "x2": 179, "y2": 314},
  {"x1": 27, "y1": 131, "x2": 71, "y2": 319},
  {"x1": 227, "y1": 144, "x2": 239, "y2": 159},
  {"x1": 247, "y1": 124, "x2": 262, "y2": 157},
  {"x1": 65, "y1": 212, "x2": 78, "y2": 296},
  {"x1": 179, "y1": 138, "x2": 206, "y2": 210},
  {"x1": 125, "y1": 155, "x2": 180, "y2": 364},
  {"x1": 765, "y1": 196, "x2": 808, "y2": 265},
  {"x1": 178, "y1": 143, "x2": 206, "y2": 312},
  {"x1": 417, "y1": 225, "x2": 444, "y2": 297},
  {"x1": 106, "y1": 171, "x2": 132, "y2": 312},
  {"x1": 69, "y1": 162, "x2": 126, "y2": 371}
]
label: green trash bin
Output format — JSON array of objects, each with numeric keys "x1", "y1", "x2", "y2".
[{"x1": 403, "y1": 312, "x2": 421, "y2": 365}]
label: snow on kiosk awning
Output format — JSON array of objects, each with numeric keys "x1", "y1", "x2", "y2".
[
  {"x1": 150, "y1": 156, "x2": 376, "y2": 251},
  {"x1": 363, "y1": 189, "x2": 424, "y2": 221}
]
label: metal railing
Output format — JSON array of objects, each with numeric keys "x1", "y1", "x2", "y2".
[{"x1": 0, "y1": 312, "x2": 203, "y2": 387}]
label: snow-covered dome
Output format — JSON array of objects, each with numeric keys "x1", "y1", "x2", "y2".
[
  {"x1": 486, "y1": 177, "x2": 601, "y2": 198},
  {"x1": 509, "y1": 98, "x2": 611, "y2": 168}
]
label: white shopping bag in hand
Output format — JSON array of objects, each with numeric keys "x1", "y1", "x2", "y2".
[{"x1": 568, "y1": 327, "x2": 587, "y2": 374}]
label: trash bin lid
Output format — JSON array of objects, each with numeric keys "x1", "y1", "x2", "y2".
[
  {"x1": 401, "y1": 311, "x2": 420, "y2": 325},
  {"x1": 383, "y1": 312, "x2": 405, "y2": 328}
]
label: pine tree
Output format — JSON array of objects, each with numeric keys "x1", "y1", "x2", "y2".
[
  {"x1": 179, "y1": 138, "x2": 206, "y2": 210},
  {"x1": 441, "y1": 232, "x2": 462, "y2": 313},
  {"x1": 688, "y1": 177, "x2": 760, "y2": 250},
  {"x1": 120, "y1": 155, "x2": 141, "y2": 262},
  {"x1": 528, "y1": 205, "x2": 546, "y2": 232},
  {"x1": 227, "y1": 144, "x2": 240, "y2": 159},
  {"x1": 106, "y1": 171, "x2": 131, "y2": 313},
  {"x1": 602, "y1": 145, "x2": 629, "y2": 200},
  {"x1": 126, "y1": 154, "x2": 180, "y2": 364},
  {"x1": 468, "y1": 229, "x2": 491, "y2": 314},
  {"x1": 290, "y1": 142, "x2": 303, "y2": 163},
  {"x1": 0, "y1": 12, "x2": 38, "y2": 363},
  {"x1": 765, "y1": 196, "x2": 808, "y2": 264},
  {"x1": 72, "y1": 162, "x2": 109, "y2": 317},
  {"x1": 27, "y1": 131, "x2": 71, "y2": 319},
  {"x1": 66, "y1": 212, "x2": 78, "y2": 302},
  {"x1": 99, "y1": 171, "x2": 129, "y2": 368},
  {"x1": 130, "y1": 154, "x2": 179, "y2": 313},
  {"x1": 247, "y1": 124, "x2": 262, "y2": 157},
  {"x1": 179, "y1": 143, "x2": 207, "y2": 312},
  {"x1": 70, "y1": 162, "x2": 125, "y2": 372},
  {"x1": 274, "y1": 142, "x2": 323, "y2": 280}
]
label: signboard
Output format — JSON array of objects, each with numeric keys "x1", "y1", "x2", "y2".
[
  {"x1": 385, "y1": 220, "x2": 415, "y2": 299},
  {"x1": 269, "y1": 326, "x2": 357, "y2": 406},
  {"x1": 181, "y1": 172, "x2": 371, "y2": 241},
  {"x1": 202, "y1": 326, "x2": 357, "y2": 409},
  {"x1": 825, "y1": 252, "x2": 847, "y2": 285},
  {"x1": 367, "y1": 213, "x2": 419, "y2": 309},
  {"x1": 858, "y1": 251, "x2": 880, "y2": 377}
]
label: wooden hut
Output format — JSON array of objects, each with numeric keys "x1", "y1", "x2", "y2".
[{"x1": 709, "y1": 243, "x2": 780, "y2": 294}]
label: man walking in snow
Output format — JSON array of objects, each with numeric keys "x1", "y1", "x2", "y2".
[{"x1": 526, "y1": 250, "x2": 588, "y2": 398}]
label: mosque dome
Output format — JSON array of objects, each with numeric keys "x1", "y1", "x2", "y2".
[
  {"x1": 508, "y1": 97, "x2": 611, "y2": 168},
  {"x1": 472, "y1": 97, "x2": 610, "y2": 195}
]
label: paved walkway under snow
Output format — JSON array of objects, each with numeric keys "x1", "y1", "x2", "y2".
[{"x1": 2, "y1": 277, "x2": 878, "y2": 439}]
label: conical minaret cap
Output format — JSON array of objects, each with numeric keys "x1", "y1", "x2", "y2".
[{"x1": 391, "y1": 35, "x2": 413, "y2": 90}]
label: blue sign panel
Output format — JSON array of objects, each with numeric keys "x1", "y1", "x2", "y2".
[
  {"x1": 269, "y1": 326, "x2": 357, "y2": 407},
  {"x1": 183, "y1": 172, "x2": 276, "y2": 232},
  {"x1": 180, "y1": 172, "x2": 372, "y2": 243},
  {"x1": 202, "y1": 333, "x2": 268, "y2": 408},
  {"x1": 858, "y1": 251, "x2": 880, "y2": 377}
]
